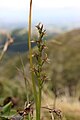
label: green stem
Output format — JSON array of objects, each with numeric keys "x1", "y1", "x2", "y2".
[
  {"x1": 37, "y1": 66, "x2": 42, "y2": 120},
  {"x1": 38, "y1": 86, "x2": 41, "y2": 120},
  {"x1": 28, "y1": 0, "x2": 38, "y2": 119}
]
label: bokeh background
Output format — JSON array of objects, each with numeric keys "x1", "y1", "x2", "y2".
[{"x1": 0, "y1": 0, "x2": 80, "y2": 120}]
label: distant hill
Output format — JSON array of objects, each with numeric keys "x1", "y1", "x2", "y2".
[
  {"x1": 0, "y1": 28, "x2": 29, "y2": 52},
  {"x1": 0, "y1": 28, "x2": 80, "y2": 120},
  {"x1": 10, "y1": 28, "x2": 28, "y2": 52},
  {"x1": 0, "y1": 28, "x2": 80, "y2": 100},
  {"x1": 0, "y1": 28, "x2": 59, "y2": 53},
  {"x1": 46, "y1": 28, "x2": 80, "y2": 96}
]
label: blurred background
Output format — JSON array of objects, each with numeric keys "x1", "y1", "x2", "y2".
[{"x1": 0, "y1": 0, "x2": 80, "y2": 120}]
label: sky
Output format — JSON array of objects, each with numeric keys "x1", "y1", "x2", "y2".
[{"x1": 0, "y1": 0, "x2": 80, "y2": 26}]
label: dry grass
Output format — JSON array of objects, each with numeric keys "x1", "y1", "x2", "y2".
[{"x1": 42, "y1": 91, "x2": 80, "y2": 120}]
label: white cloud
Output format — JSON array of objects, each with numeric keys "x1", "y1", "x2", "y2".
[
  {"x1": 33, "y1": 0, "x2": 80, "y2": 9},
  {"x1": 0, "y1": 0, "x2": 80, "y2": 10},
  {"x1": 0, "y1": 0, "x2": 79, "y2": 12},
  {"x1": 0, "y1": 0, "x2": 27, "y2": 10},
  {"x1": 0, "y1": 0, "x2": 80, "y2": 24}
]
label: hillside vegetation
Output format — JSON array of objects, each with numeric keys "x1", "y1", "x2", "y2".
[
  {"x1": 47, "y1": 29, "x2": 80, "y2": 97},
  {"x1": 0, "y1": 28, "x2": 57, "y2": 53},
  {"x1": 0, "y1": 28, "x2": 80, "y2": 120}
]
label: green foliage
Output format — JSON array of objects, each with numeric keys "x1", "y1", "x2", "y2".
[
  {"x1": 0, "y1": 28, "x2": 80, "y2": 120},
  {"x1": 46, "y1": 29, "x2": 80, "y2": 97},
  {"x1": 31, "y1": 23, "x2": 48, "y2": 120},
  {"x1": 0, "y1": 102, "x2": 17, "y2": 120}
]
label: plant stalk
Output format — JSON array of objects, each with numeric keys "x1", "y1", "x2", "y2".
[{"x1": 28, "y1": 0, "x2": 38, "y2": 119}]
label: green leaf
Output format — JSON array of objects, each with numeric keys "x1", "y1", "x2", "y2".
[
  {"x1": 1, "y1": 102, "x2": 12, "y2": 114},
  {"x1": 0, "y1": 109, "x2": 17, "y2": 120}
]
